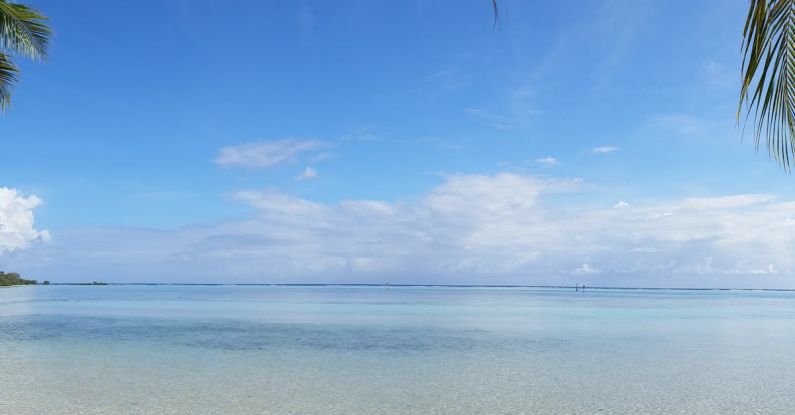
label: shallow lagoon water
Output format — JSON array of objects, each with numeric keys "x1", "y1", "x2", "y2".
[{"x1": 1, "y1": 285, "x2": 794, "y2": 414}]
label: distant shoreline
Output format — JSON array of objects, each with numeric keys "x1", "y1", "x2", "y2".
[{"x1": 36, "y1": 282, "x2": 795, "y2": 292}]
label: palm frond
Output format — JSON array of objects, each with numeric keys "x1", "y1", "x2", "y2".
[
  {"x1": 0, "y1": 52, "x2": 19, "y2": 112},
  {"x1": 0, "y1": 0, "x2": 51, "y2": 60},
  {"x1": 492, "y1": 0, "x2": 500, "y2": 28},
  {"x1": 739, "y1": 0, "x2": 795, "y2": 170}
]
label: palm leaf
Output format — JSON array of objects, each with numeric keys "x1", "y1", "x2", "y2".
[
  {"x1": 0, "y1": 0, "x2": 51, "y2": 60},
  {"x1": 492, "y1": 0, "x2": 499, "y2": 28},
  {"x1": 739, "y1": 0, "x2": 795, "y2": 169},
  {"x1": 0, "y1": 52, "x2": 18, "y2": 112},
  {"x1": 0, "y1": 0, "x2": 51, "y2": 113}
]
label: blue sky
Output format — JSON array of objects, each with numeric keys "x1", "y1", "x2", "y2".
[{"x1": 2, "y1": 0, "x2": 794, "y2": 287}]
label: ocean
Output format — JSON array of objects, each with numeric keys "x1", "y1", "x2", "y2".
[{"x1": 1, "y1": 284, "x2": 794, "y2": 414}]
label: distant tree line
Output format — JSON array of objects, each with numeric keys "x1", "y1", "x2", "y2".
[{"x1": 0, "y1": 271, "x2": 38, "y2": 286}]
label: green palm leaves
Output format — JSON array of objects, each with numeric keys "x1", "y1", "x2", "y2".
[
  {"x1": 0, "y1": 0, "x2": 51, "y2": 112},
  {"x1": 740, "y1": 0, "x2": 795, "y2": 169}
]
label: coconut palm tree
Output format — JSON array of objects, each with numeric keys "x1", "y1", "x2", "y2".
[
  {"x1": 0, "y1": 0, "x2": 51, "y2": 112},
  {"x1": 740, "y1": 0, "x2": 795, "y2": 169}
]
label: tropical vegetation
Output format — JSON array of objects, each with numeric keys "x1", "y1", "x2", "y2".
[
  {"x1": 0, "y1": 0, "x2": 51, "y2": 111},
  {"x1": 737, "y1": 0, "x2": 795, "y2": 169},
  {"x1": 0, "y1": 271, "x2": 37, "y2": 286}
]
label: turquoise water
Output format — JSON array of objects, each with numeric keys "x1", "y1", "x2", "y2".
[{"x1": 1, "y1": 285, "x2": 794, "y2": 414}]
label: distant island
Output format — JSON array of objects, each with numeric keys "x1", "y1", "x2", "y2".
[
  {"x1": 0, "y1": 272, "x2": 111, "y2": 286},
  {"x1": 0, "y1": 271, "x2": 40, "y2": 286}
]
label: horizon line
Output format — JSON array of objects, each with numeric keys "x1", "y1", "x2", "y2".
[{"x1": 38, "y1": 282, "x2": 795, "y2": 292}]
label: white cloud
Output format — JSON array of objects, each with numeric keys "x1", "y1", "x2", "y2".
[
  {"x1": 535, "y1": 157, "x2": 559, "y2": 166},
  {"x1": 232, "y1": 190, "x2": 323, "y2": 215},
  {"x1": 215, "y1": 139, "x2": 326, "y2": 168},
  {"x1": 296, "y1": 167, "x2": 318, "y2": 181},
  {"x1": 0, "y1": 188, "x2": 50, "y2": 253},
  {"x1": 613, "y1": 200, "x2": 630, "y2": 208},
  {"x1": 10, "y1": 174, "x2": 795, "y2": 288},
  {"x1": 573, "y1": 263, "x2": 599, "y2": 275},
  {"x1": 591, "y1": 146, "x2": 619, "y2": 154},
  {"x1": 681, "y1": 194, "x2": 774, "y2": 210}
]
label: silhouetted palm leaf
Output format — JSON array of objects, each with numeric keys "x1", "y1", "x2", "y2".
[
  {"x1": 740, "y1": 0, "x2": 795, "y2": 169},
  {"x1": 492, "y1": 0, "x2": 499, "y2": 28}
]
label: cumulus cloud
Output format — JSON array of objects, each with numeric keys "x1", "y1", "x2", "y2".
[
  {"x1": 0, "y1": 188, "x2": 50, "y2": 253},
  {"x1": 591, "y1": 146, "x2": 619, "y2": 154},
  {"x1": 215, "y1": 139, "x2": 326, "y2": 168},
  {"x1": 9, "y1": 174, "x2": 795, "y2": 287},
  {"x1": 296, "y1": 167, "x2": 318, "y2": 181}
]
